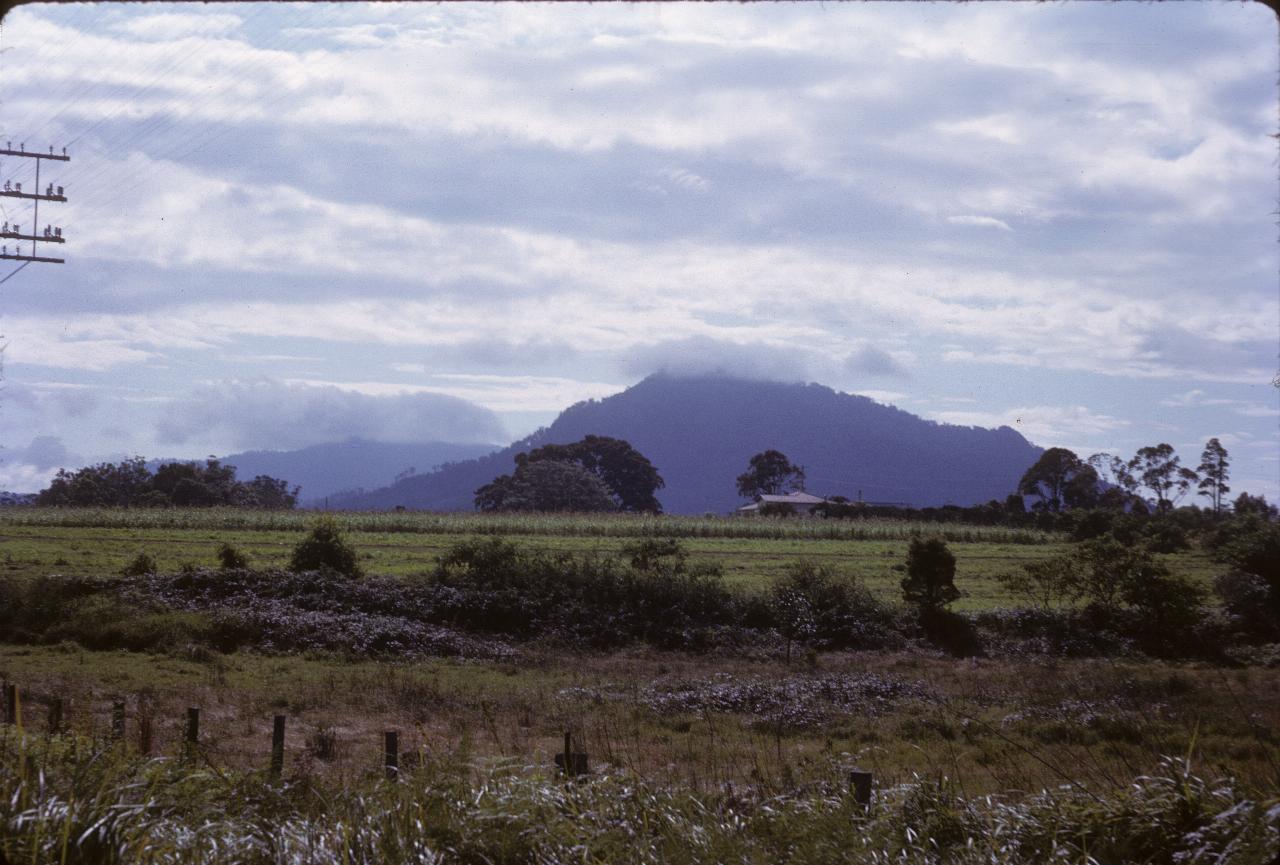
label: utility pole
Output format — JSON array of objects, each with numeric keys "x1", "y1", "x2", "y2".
[{"x1": 0, "y1": 141, "x2": 69, "y2": 264}]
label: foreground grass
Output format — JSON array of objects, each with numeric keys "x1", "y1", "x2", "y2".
[
  {"x1": 2, "y1": 726, "x2": 1277, "y2": 864},
  {"x1": 3, "y1": 645, "x2": 1278, "y2": 796}
]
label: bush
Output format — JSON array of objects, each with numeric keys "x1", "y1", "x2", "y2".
[
  {"x1": 429, "y1": 538, "x2": 736, "y2": 649},
  {"x1": 1214, "y1": 570, "x2": 1278, "y2": 639},
  {"x1": 900, "y1": 536, "x2": 959, "y2": 613},
  {"x1": 1120, "y1": 567, "x2": 1206, "y2": 655},
  {"x1": 289, "y1": 516, "x2": 361, "y2": 577},
  {"x1": 45, "y1": 597, "x2": 212, "y2": 652},
  {"x1": 120, "y1": 551, "x2": 158, "y2": 577},
  {"x1": 217, "y1": 543, "x2": 251, "y2": 570},
  {"x1": 766, "y1": 561, "x2": 900, "y2": 654}
]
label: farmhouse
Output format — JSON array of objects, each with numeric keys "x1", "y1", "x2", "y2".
[{"x1": 737, "y1": 490, "x2": 828, "y2": 514}]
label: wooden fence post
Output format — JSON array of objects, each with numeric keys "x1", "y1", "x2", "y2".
[
  {"x1": 384, "y1": 730, "x2": 399, "y2": 779},
  {"x1": 271, "y1": 715, "x2": 286, "y2": 778},
  {"x1": 48, "y1": 698, "x2": 63, "y2": 735},
  {"x1": 185, "y1": 707, "x2": 200, "y2": 753},
  {"x1": 111, "y1": 699, "x2": 126, "y2": 740},
  {"x1": 556, "y1": 730, "x2": 589, "y2": 777},
  {"x1": 2, "y1": 683, "x2": 16, "y2": 726},
  {"x1": 849, "y1": 769, "x2": 873, "y2": 806}
]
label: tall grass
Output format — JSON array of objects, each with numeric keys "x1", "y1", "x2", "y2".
[
  {"x1": 1, "y1": 726, "x2": 1275, "y2": 864},
  {"x1": 0, "y1": 507, "x2": 1059, "y2": 544}
]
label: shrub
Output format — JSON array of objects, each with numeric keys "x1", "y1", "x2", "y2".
[
  {"x1": 900, "y1": 536, "x2": 959, "y2": 613},
  {"x1": 621, "y1": 536, "x2": 687, "y2": 571},
  {"x1": 766, "y1": 561, "x2": 900, "y2": 654},
  {"x1": 217, "y1": 542, "x2": 250, "y2": 570},
  {"x1": 429, "y1": 538, "x2": 736, "y2": 649},
  {"x1": 289, "y1": 516, "x2": 361, "y2": 577},
  {"x1": 1214, "y1": 570, "x2": 1278, "y2": 639},
  {"x1": 996, "y1": 555, "x2": 1081, "y2": 612},
  {"x1": 1120, "y1": 567, "x2": 1206, "y2": 654},
  {"x1": 120, "y1": 550, "x2": 158, "y2": 576}
]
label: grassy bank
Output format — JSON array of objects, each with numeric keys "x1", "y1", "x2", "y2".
[{"x1": 1, "y1": 668, "x2": 1278, "y2": 864}]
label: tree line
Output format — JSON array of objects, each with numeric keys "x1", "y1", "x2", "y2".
[{"x1": 35, "y1": 457, "x2": 299, "y2": 510}]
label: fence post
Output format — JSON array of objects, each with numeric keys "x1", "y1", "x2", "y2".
[
  {"x1": 185, "y1": 707, "x2": 200, "y2": 754},
  {"x1": 48, "y1": 698, "x2": 63, "y2": 735},
  {"x1": 384, "y1": 730, "x2": 399, "y2": 779},
  {"x1": 2, "y1": 683, "x2": 16, "y2": 726},
  {"x1": 849, "y1": 769, "x2": 873, "y2": 806},
  {"x1": 111, "y1": 699, "x2": 126, "y2": 740},
  {"x1": 271, "y1": 715, "x2": 286, "y2": 778},
  {"x1": 556, "y1": 730, "x2": 588, "y2": 777}
]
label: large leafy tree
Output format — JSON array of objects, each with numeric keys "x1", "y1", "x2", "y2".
[
  {"x1": 1017, "y1": 448, "x2": 1097, "y2": 512},
  {"x1": 1197, "y1": 438, "x2": 1230, "y2": 517},
  {"x1": 736, "y1": 449, "x2": 805, "y2": 499},
  {"x1": 477, "y1": 460, "x2": 618, "y2": 513},
  {"x1": 475, "y1": 435, "x2": 662, "y2": 513},
  {"x1": 1129, "y1": 443, "x2": 1197, "y2": 512}
]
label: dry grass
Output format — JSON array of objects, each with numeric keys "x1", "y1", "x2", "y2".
[{"x1": 3, "y1": 645, "x2": 1277, "y2": 798}]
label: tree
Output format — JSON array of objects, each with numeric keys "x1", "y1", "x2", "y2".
[
  {"x1": 736, "y1": 449, "x2": 806, "y2": 500},
  {"x1": 900, "y1": 536, "x2": 960, "y2": 613},
  {"x1": 1196, "y1": 438, "x2": 1230, "y2": 517},
  {"x1": 1017, "y1": 448, "x2": 1097, "y2": 513},
  {"x1": 35, "y1": 456, "x2": 297, "y2": 509},
  {"x1": 1087, "y1": 452, "x2": 1142, "y2": 510},
  {"x1": 512, "y1": 435, "x2": 665, "y2": 513},
  {"x1": 37, "y1": 457, "x2": 152, "y2": 507},
  {"x1": 1233, "y1": 492, "x2": 1278, "y2": 519},
  {"x1": 1129, "y1": 444, "x2": 1197, "y2": 512},
  {"x1": 236, "y1": 475, "x2": 300, "y2": 510},
  {"x1": 474, "y1": 459, "x2": 618, "y2": 513}
]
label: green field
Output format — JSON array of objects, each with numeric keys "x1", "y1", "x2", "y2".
[{"x1": 0, "y1": 509, "x2": 1220, "y2": 610}]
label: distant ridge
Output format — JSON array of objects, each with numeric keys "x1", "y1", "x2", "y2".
[
  {"x1": 207, "y1": 439, "x2": 501, "y2": 504},
  {"x1": 327, "y1": 375, "x2": 1043, "y2": 514}
]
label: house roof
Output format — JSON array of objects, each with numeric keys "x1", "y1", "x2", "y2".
[
  {"x1": 759, "y1": 491, "x2": 827, "y2": 505},
  {"x1": 737, "y1": 490, "x2": 828, "y2": 511}
]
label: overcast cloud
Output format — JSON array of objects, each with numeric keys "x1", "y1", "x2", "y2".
[{"x1": 0, "y1": 2, "x2": 1274, "y2": 498}]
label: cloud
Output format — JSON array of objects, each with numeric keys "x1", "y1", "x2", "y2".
[
  {"x1": 284, "y1": 374, "x2": 626, "y2": 414},
  {"x1": 114, "y1": 12, "x2": 242, "y2": 40},
  {"x1": 844, "y1": 345, "x2": 910, "y2": 378},
  {"x1": 155, "y1": 379, "x2": 507, "y2": 450},
  {"x1": 620, "y1": 336, "x2": 815, "y2": 382},
  {"x1": 945, "y1": 214, "x2": 1011, "y2": 231},
  {"x1": 4, "y1": 435, "x2": 80, "y2": 470},
  {"x1": 928, "y1": 405, "x2": 1130, "y2": 449},
  {"x1": 851, "y1": 390, "x2": 908, "y2": 406}
]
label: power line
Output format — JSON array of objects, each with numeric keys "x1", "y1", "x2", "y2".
[{"x1": 0, "y1": 260, "x2": 30, "y2": 286}]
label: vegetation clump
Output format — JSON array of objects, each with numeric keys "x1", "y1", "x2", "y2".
[
  {"x1": 289, "y1": 516, "x2": 362, "y2": 577},
  {"x1": 216, "y1": 542, "x2": 250, "y2": 570}
]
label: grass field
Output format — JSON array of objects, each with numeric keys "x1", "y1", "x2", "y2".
[
  {"x1": 3, "y1": 643, "x2": 1278, "y2": 797},
  {"x1": 0, "y1": 507, "x2": 1275, "y2": 862},
  {"x1": 0, "y1": 510, "x2": 1219, "y2": 610}
]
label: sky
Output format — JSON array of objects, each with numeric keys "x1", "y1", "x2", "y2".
[{"x1": 0, "y1": 1, "x2": 1276, "y2": 502}]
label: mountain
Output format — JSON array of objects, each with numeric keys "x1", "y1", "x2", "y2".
[
  {"x1": 210, "y1": 439, "x2": 502, "y2": 504},
  {"x1": 327, "y1": 375, "x2": 1043, "y2": 513}
]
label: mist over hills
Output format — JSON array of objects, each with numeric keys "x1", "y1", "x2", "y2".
[
  {"x1": 210, "y1": 440, "x2": 500, "y2": 504},
  {"x1": 327, "y1": 375, "x2": 1043, "y2": 514}
]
